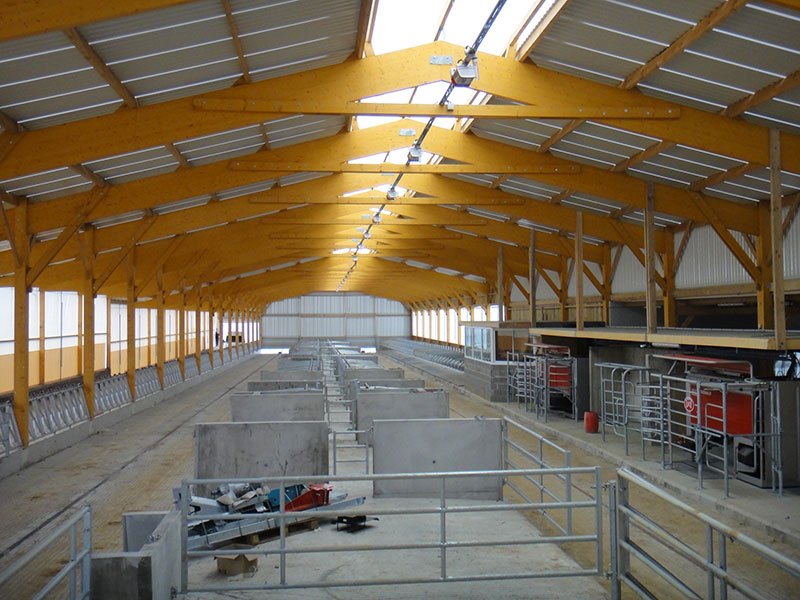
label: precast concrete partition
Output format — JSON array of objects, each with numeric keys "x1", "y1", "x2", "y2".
[
  {"x1": 344, "y1": 378, "x2": 426, "y2": 401},
  {"x1": 92, "y1": 510, "x2": 181, "y2": 600},
  {"x1": 372, "y1": 418, "x2": 503, "y2": 500},
  {"x1": 354, "y1": 388, "x2": 449, "y2": 444},
  {"x1": 193, "y1": 421, "x2": 328, "y2": 494},
  {"x1": 259, "y1": 370, "x2": 324, "y2": 382},
  {"x1": 341, "y1": 367, "x2": 404, "y2": 384},
  {"x1": 247, "y1": 379, "x2": 323, "y2": 391},
  {"x1": 229, "y1": 391, "x2": 325, "y2": 422}
]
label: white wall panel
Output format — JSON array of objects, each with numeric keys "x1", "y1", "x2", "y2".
[
  {"x1": 345, "y1": 316, "x2": 373, "y2": 337},
  {"x1": 536, "y1": 270, "x2": 559, "y2": 301},
  {"x1": 301, "y1": 294, "x2": 343, "y2": 314},
  {"x1": 612, "y1": 247, "x2": 645, "y2": 294},
  {"x1": 375, "y1": 297, "x2": 406, "y2": 314},
  {"x1": 300, "y1": 316, "x2": 344, "y2": 337},
  {"x1": 265, "y1": 298, "x2": 300, "y2": 314},
  {"x1": 568, "y1": 263, "x2": 603, "y2": 296},
  {"x1": 675, "y1": 225, "x2": 753, "y2": 289},
  {"x1": 344, "y1": 295, "x2": 373, "y2": 313},
  {"x1": 262, "y1": 315, "x2": 300, "y2": 338}
]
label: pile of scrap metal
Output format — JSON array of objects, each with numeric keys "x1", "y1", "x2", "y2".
[{"x1": 176, "y1": 481, "x2": 365, "y2": 549}]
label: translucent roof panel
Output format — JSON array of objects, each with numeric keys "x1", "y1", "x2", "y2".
[
  {"x1": 77, "y1": 0, "x2": 241, "y2": 106},
  {"x1": 0, "y1": 31, "x2": 124, "y2": 129},
  {"x1": 551, "y1": 121, "x2": 660, "y2": 169},
  {"x1": 233, "y1": 0, "x2": 360, "y2": 82}
]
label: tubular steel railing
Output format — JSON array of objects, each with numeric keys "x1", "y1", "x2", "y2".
[
  {"x1": 609, "y1": 467, "x2": 800, "y2": 600},
  {"x1": 179, "y1": 468, "x2": 603, "y2": 594},
  {"x1": 0, "y1": 506, "x2": 92, "y2": 600}
]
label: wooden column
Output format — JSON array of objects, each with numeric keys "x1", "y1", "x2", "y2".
[
  {"x1": 13, "y1": 198, "x2": 30, "y2": 447},
  {"x1": 227, "y1": 308, "x2": 233, "y2": 361},
  {"x1": 559, "y1": 256, "x2": 569, "y2": 321},
  {"x1": 770, "y1": 129, "x2": 787, "y2": 349},
  {"x1": 38, "y1": 289, "x2": 45, "y2": 384},
  {"x1": 217, "y1": 308, "x2": 225, "y2": 364},
  {"x1": 663, "y1": 228, "x2": 677, "y2": 328},
  {"x1": 601, "y1": 244, "x2": 612, "y2": 325},
  {"x1": 757, "y1": 200, "x2": 773, "y2": 329},
  {"x1": 496, "y1": 246, "x2": 504, "y2": 322},
  {"x1": 575, "y1": 212, "x2": 584, "y2": 330},
  {"x1": 207, "y1": 301, "x2": 214, "y2": 367},
  {"x1": 235, "y1": 310, "x2": 241, "y2": 358},
  {"x1": 81, "y1": 227, "x2": 96, "y2": 419},
  {"x1": 528, "y1": 228, "x2": 537, "y2": 327},
  {"x1": 195, "y1": 296, "x2": 202, "y2": 373},
  {"x1": 126, "y1": 262, "x2": 137, "y2": 400},
  {"x1": 178, "y1": 291, "x2": 186, "y2": 380},
  {"x1": 156, "y1": 275, "x2": 165, "y2": 389},
  {"x1": 644, "y1": 182, "x2": 658, "y2": 334}
]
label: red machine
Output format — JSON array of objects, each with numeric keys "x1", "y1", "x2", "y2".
[{"x1": 685, "y1": 388, "x2": 755, "y2": 435}]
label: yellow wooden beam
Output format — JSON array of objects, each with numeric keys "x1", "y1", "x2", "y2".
[
  {"x1": 516, "y1": 0, "x2": 573, "y2": 62},
  {"x1": 196, "y1": 97, "x2": 680, "y2": 120},
  {"x1": 229, "y1": 160, "x2": 580, "y2": 176}
]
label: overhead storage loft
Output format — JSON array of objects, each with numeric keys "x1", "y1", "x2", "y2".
[{"x1": 1, "y1": 0, "x2": 800, "y2": 449}]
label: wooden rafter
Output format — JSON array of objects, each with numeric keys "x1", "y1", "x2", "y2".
[
  {"x1": 673, "y1": 221, "x2": 695, "y2": 276},
  {"x1": 723, "y1": 68, "x2": 800, "y2": 118},
  {"x1": 165, "y1": 142, "x2": 190, "y2": 169},
  {"x1": 69, "y1": 163, "x2": 106, "y2": 187},
  {"x1": 689, "y1": 162, "x2": 760, "y2": 192},
  {"x1": 537, "y1": 118, "x2": 583, "y2": 153},
  {"x1": 434, "y1": 0, "x2": 455, "y2": 41},
  {"x1": 135, "y1": 234, "x2": 186, "y2": 296},
  {"x1": 93, "y1": 212, "x2": 158, "y2": 293},
  {"x1": 611, "y1": 141, "x2": 675, "y2": 173},
  {"x1": 621, "y1": 0, "x2": 749, "y2": 90},
  {"x1": 221, "y1": 0, "x2": 251, "y2": 84},
  {"x1": 64, "y1": 27, "x2": 137, "y2": 108}
]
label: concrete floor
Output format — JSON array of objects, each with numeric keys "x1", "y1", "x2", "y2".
[{"x1": 1, "y1": 347, "x2": 799, "y2": 599}]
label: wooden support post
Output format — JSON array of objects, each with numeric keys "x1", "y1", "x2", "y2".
[
  {"x1": 195, "y1": 297, "x2": 202, "y2": 373},
  {"x1": 601, "y1": 244, "x2": 612, "y2": 325},
  {"x1": 757, "y1": 200, "x2": 773, "y2": 329},
  {"x1": 178, "y1": 291, "x2": 186, "y2": 380},
  {"x1": 575, "y1": 211, "x2": 584, "y2": 330},
  {"x1": 38, "y1": 289, "x2": 45, "y2": 384},
  {"x1": 528, "y1": 228, "x2": 537, "y2": 327},
  {"x1": 770, "y1": 129, "x2": 787, "y2": 349},
  {"x1": 227, "y1": 309, "x2": 233, "y2": 361},
  {"x1": 13, "y1": 198, "x2": 30, "y2": 447},
  {"x1": 208, "y1": 299, "x2": 215, "y2": 368},
  {"x1": 559, "y1": 256, "x2": 569, "y2": 322},
  {"x1": 80, "y1": 227, "x2": 96, "y2": 419},
  {"x1": 497, "y1": 246, "x2": 504, "y2": 322},
  {"x1": 156, "y1": 273, "x2": 165, "y2": 390},
  {"x1": 235, "y1": 310, "x2": 241, "y2": 358},
  {"x1": 644, "y1": 182, "x2": 658, "y2": 334},
  {"x1": 126, "y1": 261, "x2": 136, "y2": 400},
  {"x1": 218, "y1": 308, "x2": 225, "y2": 364},
  {"x1": 663, "y1": 228, "x2": 677, "y2": 328}
]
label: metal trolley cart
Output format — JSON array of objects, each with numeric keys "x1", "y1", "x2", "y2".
[
  {"x1": 652, "y1": 354, "x2": 781, "y2": 497},
  {"x1": 526, "y1": 343, "x2": 578, "y2": 422},
  {"x1": 595, "y1": 362, "x2": 661, "y2": 459}
]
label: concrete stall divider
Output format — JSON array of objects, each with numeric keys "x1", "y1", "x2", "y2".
[
  {"x1": 193, "y1": 421, "x2": 328, "y2": 495},
  {"x1": 354, "y1": 388, "x2": 449, "y2": 444},
  {"x1": 372, "y1": 418, "x2": 503, "y2": 500},
  {"x1": 247, "y1": 379, "x2": 323, "y2": 391},
  {"x1": 91, "y1": 510, "x2": 181, "y2": 600},
  {"x1": 229, "y1": 391, "x2": 325, "y2": 422},
  {"x1": 259, "y1": 370, "x2": 323, "y2": 382},
  {"x1": 344, "y1": 378, "x2": 427, "y2": 401}
]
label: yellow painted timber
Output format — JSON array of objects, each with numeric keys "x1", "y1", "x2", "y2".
[
  {"x1": 229, "y1": 160, "x2": 581, "y2": 175},
  {"x1": 196, "y1": 97, "x2": 680, "y2": 120},
  {"x1": 13, "y1": 198, "x2": 30, "y2": 446}
]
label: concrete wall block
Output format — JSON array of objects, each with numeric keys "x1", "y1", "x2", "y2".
[
  {"x1": 91, "y1": 554, "x2": 152, "y2": 600},
  {"x1": 194, "y1": 421, "x2": 328, "y2": 493},
  {"x1": 354, "y1": 389, "x2": 449, "y2": 444},
  {"x1": 342, "y1": 368, "x2": 404, "y2": 383},
  {"x1": 259, "y1": 370, "x2": 323, "y2": 382},
  {"x1": 122, "y1": 511, "x2": 168, "y2": 552},
  {"x1": 230, "y1": 392, "x2": 324, "y2": 422},
  {"x1": 373, "y1": 418, "x2": 503, "y2": 500}
]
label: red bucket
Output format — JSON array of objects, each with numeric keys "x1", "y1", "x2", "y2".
[{"x1": 584, "y1": 411, "x2": 599, "y2": 434}]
